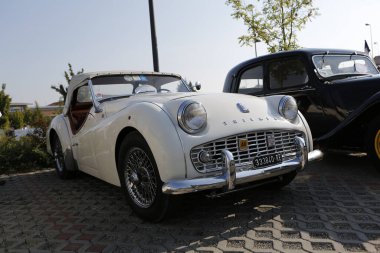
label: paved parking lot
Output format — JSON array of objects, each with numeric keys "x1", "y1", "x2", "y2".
[{"x1": 1, "y1": 153, "x2": 380, "y2": 253}]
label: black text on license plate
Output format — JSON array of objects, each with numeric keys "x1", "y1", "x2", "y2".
[{"x1": 253, "y1": 154, "x2": 282, "y2": 168}]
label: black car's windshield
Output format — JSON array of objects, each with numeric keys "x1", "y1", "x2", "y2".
[
  {"x1": 90, "y1": 74, "x2": 190, "y2": 101},
  {"x1": 312, "y1": 54, "x2": 379, "y2": 80}
]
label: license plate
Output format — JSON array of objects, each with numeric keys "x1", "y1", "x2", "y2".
[{"x1": 253, "y1": 154, "x2": 282, "y2": 168}]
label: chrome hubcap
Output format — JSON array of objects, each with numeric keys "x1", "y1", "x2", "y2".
[
  {"x1": 131, "y1": 172, "x2": 140, "y2": 184},
  {"x1": 124, "y1": 147, "x2": 157, "y2": 208}
]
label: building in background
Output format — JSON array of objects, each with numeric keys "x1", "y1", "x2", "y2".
[
  {"x1": 10, "y1": 102, "x2": 63, "y2": 117},
  {"x1": 9, "y1": 103, "x2": 32, "y2": 113}
]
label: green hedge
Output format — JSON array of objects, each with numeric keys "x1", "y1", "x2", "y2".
[{"x1": 0, "y1": 133, "x2": 53, "y2": 173}]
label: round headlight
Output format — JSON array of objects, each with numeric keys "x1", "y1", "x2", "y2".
[
  {"x1": 178, "y1": 101, "x2": 207, "y2": 133},
  {"x1": 279, "y1": 96, "x2": 298, "y2": 121}
]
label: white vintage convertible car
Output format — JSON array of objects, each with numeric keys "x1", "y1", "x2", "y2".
[{"x1": 47, "y1": 71, "x2": 322, "y2": 221}]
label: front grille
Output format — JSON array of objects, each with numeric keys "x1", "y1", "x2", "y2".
[{"x1": 190, "y1": 130, "x2": 304, "y2": 173}]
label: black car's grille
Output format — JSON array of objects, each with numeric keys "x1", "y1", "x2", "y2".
[{"x1": 190, "y1": 130, "x2": 304, "y2": 173}]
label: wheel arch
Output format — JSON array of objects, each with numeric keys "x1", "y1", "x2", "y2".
[
  {"x1": 48, "y1": 129, "x2": 58, "y2": 152},
  {"x1": 108, "y1": 103, "x2": 186, "y2": 184},
  {"x1": 115, "y1": 126, "x2": 140, "y2": 170}
]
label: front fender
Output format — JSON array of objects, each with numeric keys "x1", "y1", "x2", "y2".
[
  {"x1": 47, "y1": 114, "x2": 76, "y2": 171},
  {"x1": 316, "y1": 91, "x2": 380, "y2": 142},
  {"x1": 93, "y1": 102, "x2": 186, "y2": 186},
  {"x1": 298, "y1": 111, "x2": 313, "y2": 152}
]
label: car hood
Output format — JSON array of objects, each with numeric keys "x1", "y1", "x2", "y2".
[
  {"x1": 162, "y1": 93, "x2": 306, "y2": 137},
  {"x1": 102, "y1": 92, "x2": 199, "y2": 116},
  {"x1": 103, "y1": 92, "x2": 306, "y2": 138}
]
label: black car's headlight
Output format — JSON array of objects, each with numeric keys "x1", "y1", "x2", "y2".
[
  {"x1": 279, "y1": 96, "x2": 298, "y2": 122},
  {"x1": 177, "y1": 101, "x2": 207, "y2": 134}
]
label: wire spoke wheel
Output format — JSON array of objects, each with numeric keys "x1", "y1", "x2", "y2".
[
  {"x1": 52, "y1": 136, "x2": 75, "y2": 179},
  {"x1": 54, "y1": 138, "x2": 65, "y2": 173},
  {"x1": 124, "y1": 147, "x2": 158, "y2": 208},
  {"x1": 118, "y1": 132, "x2": 171, "y2": 221},
  {"x1": 367, "y1": 117, "x2": 380, "y2": 169},
  {"x1": 375, "y1": 130, "x2": 380, "y2": 159}
]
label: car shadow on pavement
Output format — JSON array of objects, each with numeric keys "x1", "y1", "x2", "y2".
[{"x1": 0, "y1": 153, "x2": 379, "y2": 252}]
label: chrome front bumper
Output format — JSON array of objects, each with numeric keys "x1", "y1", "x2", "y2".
[{"x1": 162, "y1": 137, "x2": 323, "y2": 195}]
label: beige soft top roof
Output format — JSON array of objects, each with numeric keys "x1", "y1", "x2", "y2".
[{"x1": 69, "y1": 71, "x2": 182, "y2": 87}]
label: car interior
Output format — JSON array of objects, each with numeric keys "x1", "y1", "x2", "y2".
[{"x1": 67, "y1": 85, "x2": 92, "y2": 134}]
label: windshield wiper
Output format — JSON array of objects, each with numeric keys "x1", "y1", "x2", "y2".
[
  {"x1": 135, "y1": 90, "x2": 157, "y2": 94},
  {"x1": 98, "y1": 95, "x2": 130, "y2": 103}
]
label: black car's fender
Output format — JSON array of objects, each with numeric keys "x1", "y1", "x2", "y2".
[{"x1": 316, "y1": 90, "x2": 380, "y2": 142}]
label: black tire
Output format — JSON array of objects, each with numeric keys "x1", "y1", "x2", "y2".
[
  {"x1": 52, "y1": 136, "x2": 75, "y2": 179},
  {"x1": 366, "y1": 117, "x2": 380, "y2": 169},
  {"x1": 117, "y1": 132, "x2": 170, "y2": 222}
]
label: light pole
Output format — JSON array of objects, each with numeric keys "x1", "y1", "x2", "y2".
[
  {"x1": 254, "y1": 39, "x2": 260, "y2": 58},
  {"x1": 148, "y1": 0, "x2": 159, "y2": 72},
  {"x1": 365, "y1": 23, "x2": 374, "y2": 58}
]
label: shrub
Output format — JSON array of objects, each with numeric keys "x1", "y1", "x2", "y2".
[
  {"x1": 9, "y1": 111, "x2": 25, "y2": 129},
  {"x1": 0, "y1": 134, "x2": 53, "y2": 173},
  {"x1": 0, "y1": 105, "x2": 53, "y2": 174}
]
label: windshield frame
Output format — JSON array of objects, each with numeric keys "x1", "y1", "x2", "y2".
[
  {"x1": 88, "y1": 74, "x2": 191, "y2": 103},
  {"x1": 312, "y1": 54, "x2": 379, "y2": 80}
]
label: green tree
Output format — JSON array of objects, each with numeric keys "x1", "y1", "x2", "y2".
[
  {"x1": 0, "y1": 84, "x2": 11, "y2": 129},
  {"x1": 23, "y1": 108, "x2": 33, "y2": 126},
  {"x1": 226, "y1": 0, "x2": 319, "y2": 53},
  {"x1": 51, "y1": 63, "x2": 84, "y2": 102},
  {"x1": 9, "y1": 111, "x2": 25, "y2": 129}
]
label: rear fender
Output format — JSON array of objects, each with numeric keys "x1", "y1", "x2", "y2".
[
  {"x1": 316, "y1": 91, "x2": 380, "y2": 142},
  {"x1": 47, "y1": 115, "x2": 77, "y2": 171}
]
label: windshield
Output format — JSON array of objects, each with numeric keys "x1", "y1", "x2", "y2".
[
  {"x1": 312, "y1": 54, "x2": 379, "y2": 78},
  {"x1": 90, "y1": 74, "x2": 190, "y2": 101}
]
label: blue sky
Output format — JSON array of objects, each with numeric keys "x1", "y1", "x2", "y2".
[{"x1": 1, "y1": 0, "x2": 379, "y2": 105}]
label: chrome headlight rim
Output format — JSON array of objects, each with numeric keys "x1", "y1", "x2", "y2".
[
  {"x1": 279, "y1": 95, "x2": 298, "y2": 122},
  {"x1": 177, "y1": 100, "x2": 207, "y2": 134}
]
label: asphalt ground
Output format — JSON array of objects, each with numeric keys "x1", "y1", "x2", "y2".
[{"x1": 0, "y1": 153, "x2": 380, "y2": 253}]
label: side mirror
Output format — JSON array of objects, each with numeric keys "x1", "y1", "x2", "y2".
[{"x1": 194, "y1": 81, "x2": 201, "y2": 91}]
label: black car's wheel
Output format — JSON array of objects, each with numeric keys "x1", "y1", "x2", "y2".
[
  {"x1": 118, "y1": 132, "x2": 170, "y2": 222},
  {"x1": 52, "y1": 136, "x2": 75, "y2": 179},
  {"x1": 366, "y1": 117, "x2": 380, "y2": 169}
]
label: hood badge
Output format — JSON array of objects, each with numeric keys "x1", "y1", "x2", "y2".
[
  {"x1": 239, "y1": 138, "x2": 249, "y2": 151},
  {"x1": 237, "y1": 103, "x2": 249, "y2": 113}
]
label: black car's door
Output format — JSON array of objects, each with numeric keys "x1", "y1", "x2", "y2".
[{"x1": 263, "y1": 57, "x2": 328, "y2": 138}]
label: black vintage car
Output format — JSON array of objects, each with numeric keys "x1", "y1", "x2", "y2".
[{"x1": 223, "y1": 49, "x2": 380, "y2": 168}]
